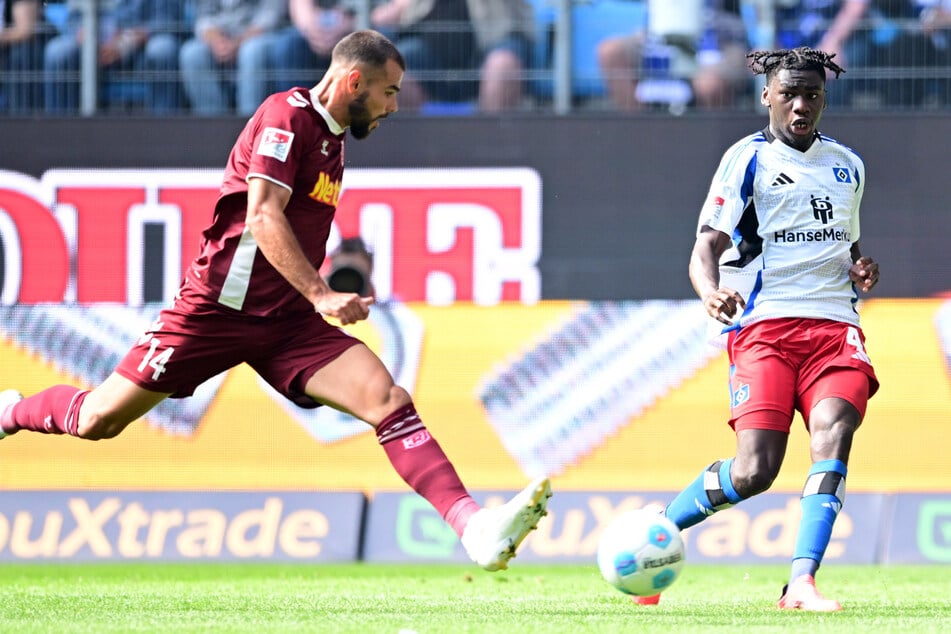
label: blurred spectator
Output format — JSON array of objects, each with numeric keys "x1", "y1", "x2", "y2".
[
  {"x1": 597, "y1": 0, "x2": 751, "y2": 111},
  {"x1": 768, "y1": 1, "x2": 860, "y2": 105},
  {"x1": 370, "y1": 0, "x2": 534, "y2": 112},
  {"x1": 0, "y1": 0, "x2": 46, "y2": 113},
  {"x1": 920, "y1": 0, "x2": 951, "y2": 96},
  {"x1": 179, "y1": 0, "x2": 288, "y2": 116},
  {"x1": 815, "y1": 0, "x2": 951, "y2": 107},
  {"x1": 43, "y1": 0, "x2": 182, "y2": 114},
  {"x1": 773, "y1": 0, "x2": 851, "y2": 49},
  {"x1": 920, "y1": 0, "x2": 951, "y2": 30},
  {"x1": 270, "y1": 0, "x2": 358, "y2": 93}
]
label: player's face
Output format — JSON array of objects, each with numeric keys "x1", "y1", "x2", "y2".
[
  {"x1": 762, "y1": 68, "x2": 826, "y2": 152},
  {"x1": 349, "y1": 59, "x2": 402, "y2": 140}
]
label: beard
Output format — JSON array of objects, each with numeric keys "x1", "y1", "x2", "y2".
[{"x1": 348, "y1": 92, "x2": 376, "y2": 140}]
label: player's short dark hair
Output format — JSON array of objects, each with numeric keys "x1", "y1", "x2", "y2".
[
  {"x1": 747, "y1": 47, "x2": 845, "y2": 81},
  {"x1": 333, "y1": 30, "x2": 405, "y2": 72}
]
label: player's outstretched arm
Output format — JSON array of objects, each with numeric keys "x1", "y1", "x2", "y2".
[{"x1": 246, "y1": 178, "x2": 375, "y2": 325}]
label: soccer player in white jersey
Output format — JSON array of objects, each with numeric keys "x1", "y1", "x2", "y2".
[
  {"x1": 0, "y1": 30, "x2": 550, "y2": 573},
  {"x1": 638, "y1": 47, "x2": 880, "y2": 611}
]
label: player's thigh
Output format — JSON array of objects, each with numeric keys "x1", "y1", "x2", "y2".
[
  {"x1": 303, "y1": 344, "x2": 409, "y2": 424},
  {"x1": 799, "y1": 368, "x2": 871, "y2": 430},
  {"x1": 727, "y1": 346, "x2": 797, "y2": 432},
  {"x1": 251, "y1": 315, "x2": 365, "y2": 407},
  {"x1": 798, "y1": 321, "x2": 879, "y2": 408},
  {"x1": 800, "y1": 392, "x2": 863, "y2": 464}
]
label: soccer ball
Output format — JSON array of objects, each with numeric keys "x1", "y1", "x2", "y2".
[{"x1": 597, "y1": 508, "x2": 685, "y2": 597}]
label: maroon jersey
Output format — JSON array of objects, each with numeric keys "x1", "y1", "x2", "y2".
[{"x1": 183, "y1": 88, "x2": 346, "y2": 316}]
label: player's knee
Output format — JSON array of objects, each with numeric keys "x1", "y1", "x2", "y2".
[
  {"x1": 384, "y1": 385, "x2": 412, "y2": 412},
  {"x1": 809, "y1": 409, "x2": 860, "y2": 460},
  {"x1": 730, "y1": 460, "x2": 779, "y2": 497},
  {"x1": 733, "y1": 471, "x2": 776, "y2": 497},
  {"x1": 810, "y1": 423, "x2": 857, "y2": 462},
  {"x1": 359, "y1": 384, "x2": 412, "y2": 427}
]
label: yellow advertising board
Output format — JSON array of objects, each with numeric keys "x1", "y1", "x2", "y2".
[{"x1": 0, "y1": 298, "x2": 948, "y2": 493}]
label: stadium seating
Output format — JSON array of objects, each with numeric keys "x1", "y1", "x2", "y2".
[
  {"x1": 44, "y1": 1, "x2": 147, "y2": 109},
  {"x1": 530, "y1": 0, "x2": 647, "y2": 101},
  {"x1": 43, "y1": 0, "x2": 190, "y2": 112}
]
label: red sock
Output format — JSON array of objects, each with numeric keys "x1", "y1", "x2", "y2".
[
  {"x1": 5, "y1": 385, "x2": 87, "y2": 436},
  {"x1": 376, "y1": 403, "x2": 478, "y2": 537}
]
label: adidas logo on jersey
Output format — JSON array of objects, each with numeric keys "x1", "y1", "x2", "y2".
[{"x1": 771, "y1": 172, "x2": 795, "y2": 186}]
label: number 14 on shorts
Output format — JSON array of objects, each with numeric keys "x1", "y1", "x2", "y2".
[{"x1": 136, "y1": 324, "x2": 174, "y2": 381}]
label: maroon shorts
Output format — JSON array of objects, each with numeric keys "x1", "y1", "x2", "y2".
[
  {"x1": 726, "y1": 318, "x2": 879, "y2": 433},
  {"x1": 115, "y1": 293, "x2": 361, "y2": 408}
]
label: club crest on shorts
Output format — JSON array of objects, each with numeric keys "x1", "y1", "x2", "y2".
[{"x1": 731, "y1": 383, "x2": 750, "y2": 408}]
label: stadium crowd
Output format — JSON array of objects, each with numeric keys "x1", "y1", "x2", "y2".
[{"x1": 1, "y1": 0, "x2": 950, "y2": 115}]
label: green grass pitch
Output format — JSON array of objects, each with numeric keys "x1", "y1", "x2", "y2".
[{"x1": 0, "y1": 563, "x2": 948, "y2": 633}]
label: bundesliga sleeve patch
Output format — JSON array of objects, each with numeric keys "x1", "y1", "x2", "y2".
[{"x1": 257, "y1": 127, "x2": 295, "y2": 162}]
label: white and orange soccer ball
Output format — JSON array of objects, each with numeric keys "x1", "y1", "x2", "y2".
[{"x1": 597, "y1": 508, "x2": 686, "y2": 597}]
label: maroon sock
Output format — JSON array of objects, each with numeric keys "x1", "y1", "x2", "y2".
[
  {"x1": 376, "y1": 403, "x2": 478, "y2": 537},
  {"x1": 4, "y1": 385, "x2": 88, "y2": 436}
]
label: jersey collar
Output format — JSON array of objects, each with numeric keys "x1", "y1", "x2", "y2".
[
  {"x1": 761, "y1": 125, "x2": 822, "y2": 152},
  {"x1": 309, "y1": 88, "x2": 345, "y2": 136}
]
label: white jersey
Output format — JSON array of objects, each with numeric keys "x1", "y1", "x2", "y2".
[{"x1": 697, "y1": 129, "x2": 865, "y2": 336}]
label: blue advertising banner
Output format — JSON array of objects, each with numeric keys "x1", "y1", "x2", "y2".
[
  {"x1": 364, "y1": 491, "x2": 887, "y2": 565},
  {"x1": 884, "y1": 494, "x2": 951, "y2": 564},
  {"x1": 0, "y1": 491, "x2": 365, "y2": 562},
  {"x1": 2, "y1": 489, "x2": 946, "y2": 564}
]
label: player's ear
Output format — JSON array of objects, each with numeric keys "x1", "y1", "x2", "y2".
[
  {"x1": 346, "y1": 68, "x2": 363, "y2": 95},
  {"x1": 760, "y1": 86, "x2": 770, "y2": 108}
]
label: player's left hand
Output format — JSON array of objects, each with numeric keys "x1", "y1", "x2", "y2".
[{"x1": 850, "y1": 256, "x2": 879, "y2": 292}]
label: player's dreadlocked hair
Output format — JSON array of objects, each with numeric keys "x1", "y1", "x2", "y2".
[{"x1": 747, "y1": 47, "x2": 845, "y2": 81}]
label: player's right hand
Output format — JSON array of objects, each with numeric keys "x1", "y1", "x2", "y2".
[
  {"x1": 313, "y1": 292, "x2": 375, "y2": 325},
  {"x1": 703, "y1": 287, "x2": 746, "y2": 325}
]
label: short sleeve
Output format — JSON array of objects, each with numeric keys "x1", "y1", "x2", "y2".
[
  {"x1": 245, "y1": 96, "x2": 313, "y2": 191},
  {"x1": 697, "y1": 137, "x2": 758, "y2": 237}
]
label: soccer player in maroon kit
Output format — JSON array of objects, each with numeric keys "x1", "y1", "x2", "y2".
[{"x1": 0, "y1": 30, "x2": 551, "y2": 571}]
